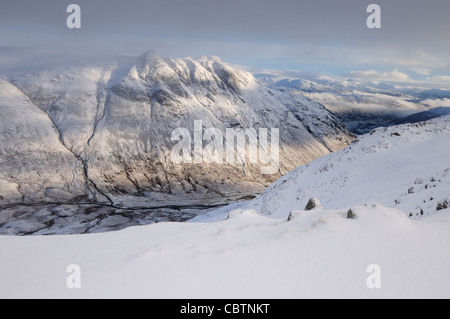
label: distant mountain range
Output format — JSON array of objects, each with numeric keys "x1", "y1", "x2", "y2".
[
  {"x1": 390, "y1": 107, "x2": 450, "y2": 125},
  {"x1": 255, "y1": 73, "x2": 450, "y2": 134}
]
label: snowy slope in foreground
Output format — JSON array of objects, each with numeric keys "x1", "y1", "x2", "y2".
[
  {"x1": 238, "y1": 115, "x2": 450, "y2": 219},
  {"x1": 1, "y1": 117, "x2": 450, "y2": 298},
  {"x1": 1, "y1": 205, "x2": 449, "y2": 298}
]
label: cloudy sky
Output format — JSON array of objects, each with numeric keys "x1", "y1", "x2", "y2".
[{"x1": 1, "y1": 0, "x2": 449, "y2": 84}]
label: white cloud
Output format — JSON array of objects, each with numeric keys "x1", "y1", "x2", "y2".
[
  {"x1": 412, "y1": 68, "x2": 431, "y2": 76},
  {"x1": 370, "y1": 52, "x2": 450, "y2": 76},
  {"x1": 345, "y1": 69, "x2": 413, "y2": 83},
  {"x1": 372, "y1": 58, "x2": 423, "y2": 67},
  {"x1": 421, "y1": 98, "x2": 450, "y2": 108},
  {"x1": 0, "y1": 56, "x2": 20, "y2": 68},
  {"x1": 426, "y1": 75, "x2": 450, "y2": 85}
]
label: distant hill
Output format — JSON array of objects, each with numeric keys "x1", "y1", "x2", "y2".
[{"x1": 390, "y1": 107, "x2": 450, "y2": 125}]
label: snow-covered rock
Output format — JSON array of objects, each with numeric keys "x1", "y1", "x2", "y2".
[{"x1": 304, "y1": 197, "x2": 323, "y2": 211}]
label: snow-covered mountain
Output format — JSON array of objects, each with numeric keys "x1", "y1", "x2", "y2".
[
  {"x1": 0, "y1": 52, "x2": 353, "y2": 212},
  {"x1": 256, "y1": 74, "x2": 450, "y2": 134},
  {"x1": 0, "y1": 80, "x2": 87, "y2": 206},
  {"x1": 212, "y1": 115, "x2": 450, "y2": 220},
  {"x1": 1, "y1": 116, "x2": 449, "y2": 298}
]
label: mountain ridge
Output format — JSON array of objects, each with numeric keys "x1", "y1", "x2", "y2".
[
  {"x1": 255, "y1": 73, "x2": 450, "y2": 134},
  {"x1": 244, "y1": 115, "x2": 450, "y2": 218},
  {"x1": 0, "y1": 52, "x2": 353, "y2": 209}
]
